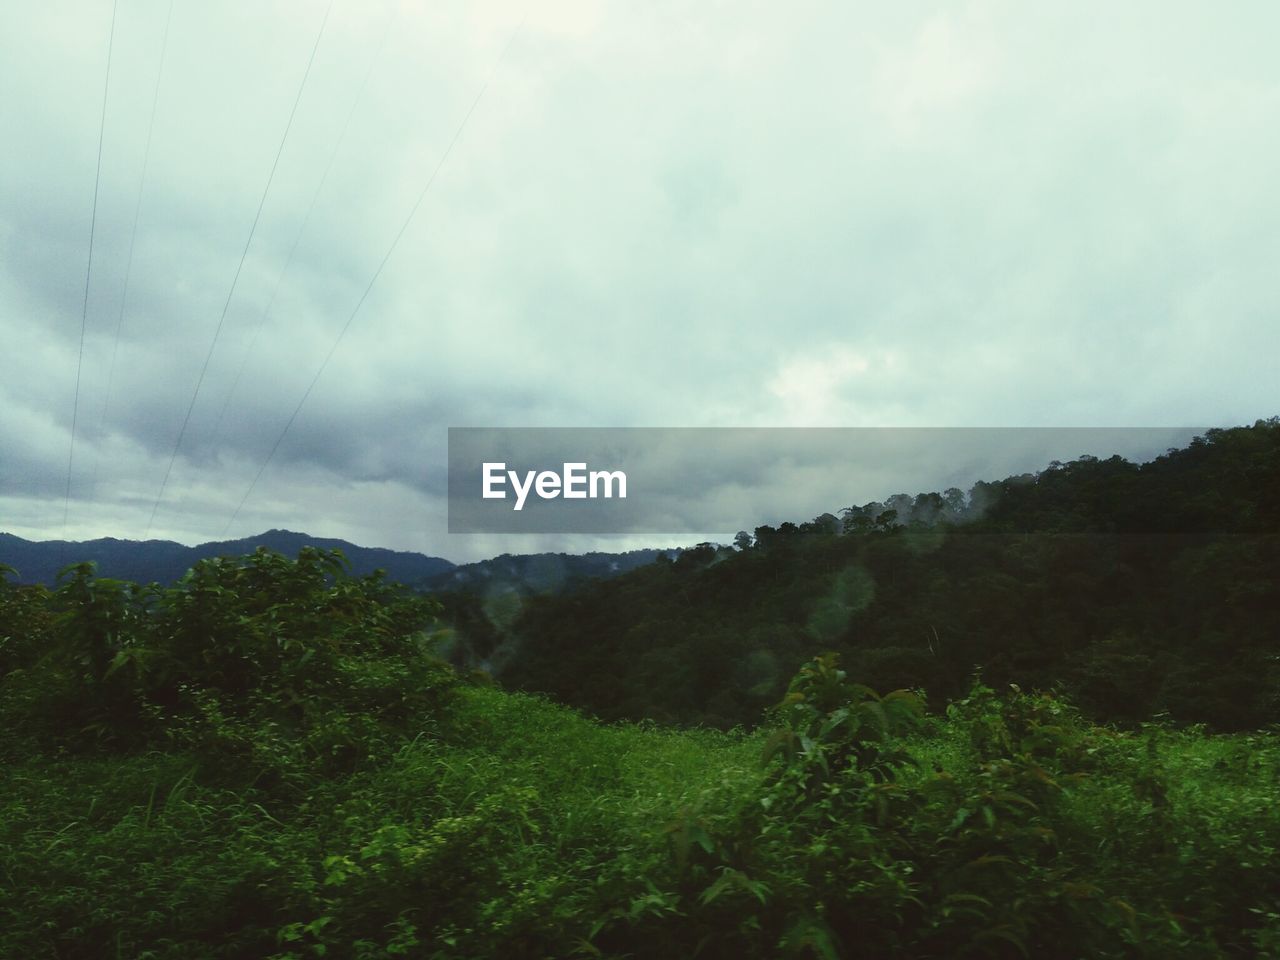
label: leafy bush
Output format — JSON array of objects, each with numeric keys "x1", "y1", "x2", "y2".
[{"x1": 2, "y1": 561, "x2": 1279, "y2": 958}]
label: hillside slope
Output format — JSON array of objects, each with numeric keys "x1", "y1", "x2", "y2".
[{"x1": 493, "y1": 420, "x2": 1280, "y2": 729}]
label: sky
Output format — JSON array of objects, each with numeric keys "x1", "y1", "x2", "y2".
[{"x1": 1, "y1": 0, "x2": 1277, "y2": 562}]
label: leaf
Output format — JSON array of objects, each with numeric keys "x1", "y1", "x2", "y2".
[
  {"x1": 818, "y1": 707, "x2": 850, "y2": 740},
  {"x1": 859, "y1": 700, "x2": 890, "y2": 738},
  {"x1": 990, "y1": 790, "x2": 1039, "y2": 811},
  {"x1": 761, "y1": 729, "x2": 797, "y2": 765},
  {"x1": 845, "y1": 682, "x2": 879, "y2": 701},
  {"x1": 104, "y1": 649, "x2": 132, "y2": 679},
  {"x1": 974, "y1": 925, "x2": 1030, "y2": 956},
  {"x1": 700, "y1": 868, "x2": 770, "y2": 906},
  {"x1": 945, "y1": 893, "x2": 994, "y2": 907},
  {"x1": 780, "y1": 917, "x2": 840, "y2": 960}
]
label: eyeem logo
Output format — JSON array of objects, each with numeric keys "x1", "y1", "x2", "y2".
[{"x1": 482, "y1": 462, "x2": 628, "y2": 511}]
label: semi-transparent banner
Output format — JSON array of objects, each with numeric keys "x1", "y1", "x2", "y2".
[{"x1": 447, "y1": 427, "x2": 1204, "y2": 534}]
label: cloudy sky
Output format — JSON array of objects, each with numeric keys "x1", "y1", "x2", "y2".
[{"x1": 2, "y1": 0, "x2": 1277, "y2": 561}]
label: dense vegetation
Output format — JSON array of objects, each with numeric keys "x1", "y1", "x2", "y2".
[
  {"x1": 478, "y1": 421, "x2": 1280, "y2": 730},
  {"x1": 3, "y1": 422, "x2": 1278, "y2": 956},
  {"x1": 2, "y1": 545, "x2": 1279, "y2": 956}
]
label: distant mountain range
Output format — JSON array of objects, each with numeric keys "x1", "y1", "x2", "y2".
[
  {"x1": 0, "y1": 529, "x2": 670, "y2": 595},
  {"x1": 0, "y1": 530, "x2": 456, "y2": 588}
]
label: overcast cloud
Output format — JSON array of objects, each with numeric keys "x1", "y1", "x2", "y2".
[{"x1": 2, "y1": 0, "x2": 1277, "y2": 561}]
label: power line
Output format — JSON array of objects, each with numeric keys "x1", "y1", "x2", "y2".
[
  {"x1": 223, "y1": 15, "x2": 526, "y2": 537},
  {"x1": 144, "y1": 0, "x2": 334, "y2": 538},
  {"x1": 208, "y1": 5, "x2": 397, "y2": 447},
  {"x1": 62, "y1": 0, "x2": 119, "y2": 550},
  {"x1": 91, "y1": 0, "x2": 174, "y2": 503}
]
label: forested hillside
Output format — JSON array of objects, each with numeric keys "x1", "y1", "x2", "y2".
[
  {"x1": 481, "y1": 420, "x2": 1280, "y2": 730},
  {"x1": 419, "y1": 548, "x2": 670, "y2": 595},
  {"x1": 2, "y1": 546, "x2": 1279, "y2": 957},
  {"x1": 3, "y1": 421, "x2": 1279, "y2": 957}
]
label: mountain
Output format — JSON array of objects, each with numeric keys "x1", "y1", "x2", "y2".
[
  {"x1": 0, "y1": 530, "x2": 672, "y2": 596},
  {"x1": 0, "y1": 529, "x2": 456, "y2": 587}
]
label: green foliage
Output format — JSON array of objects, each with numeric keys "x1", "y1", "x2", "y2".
[
  {"x1": 3, "y1": 532, "x2": 1280, "y2": 956},
  {"x1": 1, "y1": 548, "x2": 452, "y2": 773},
  {"x1": 763, "y1": 652, "x2": 922, "y2": 784},
  {"x1": 0, "y1": 561, "x2": 55, "y2": 675},
  {"x1": 493, "y1": 420, "x2": 1280, "y2": 731}
]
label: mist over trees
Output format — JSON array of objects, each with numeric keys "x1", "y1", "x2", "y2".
[{"x1": 446, "y1": 420, "x2": 1280, "y2": 730}]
